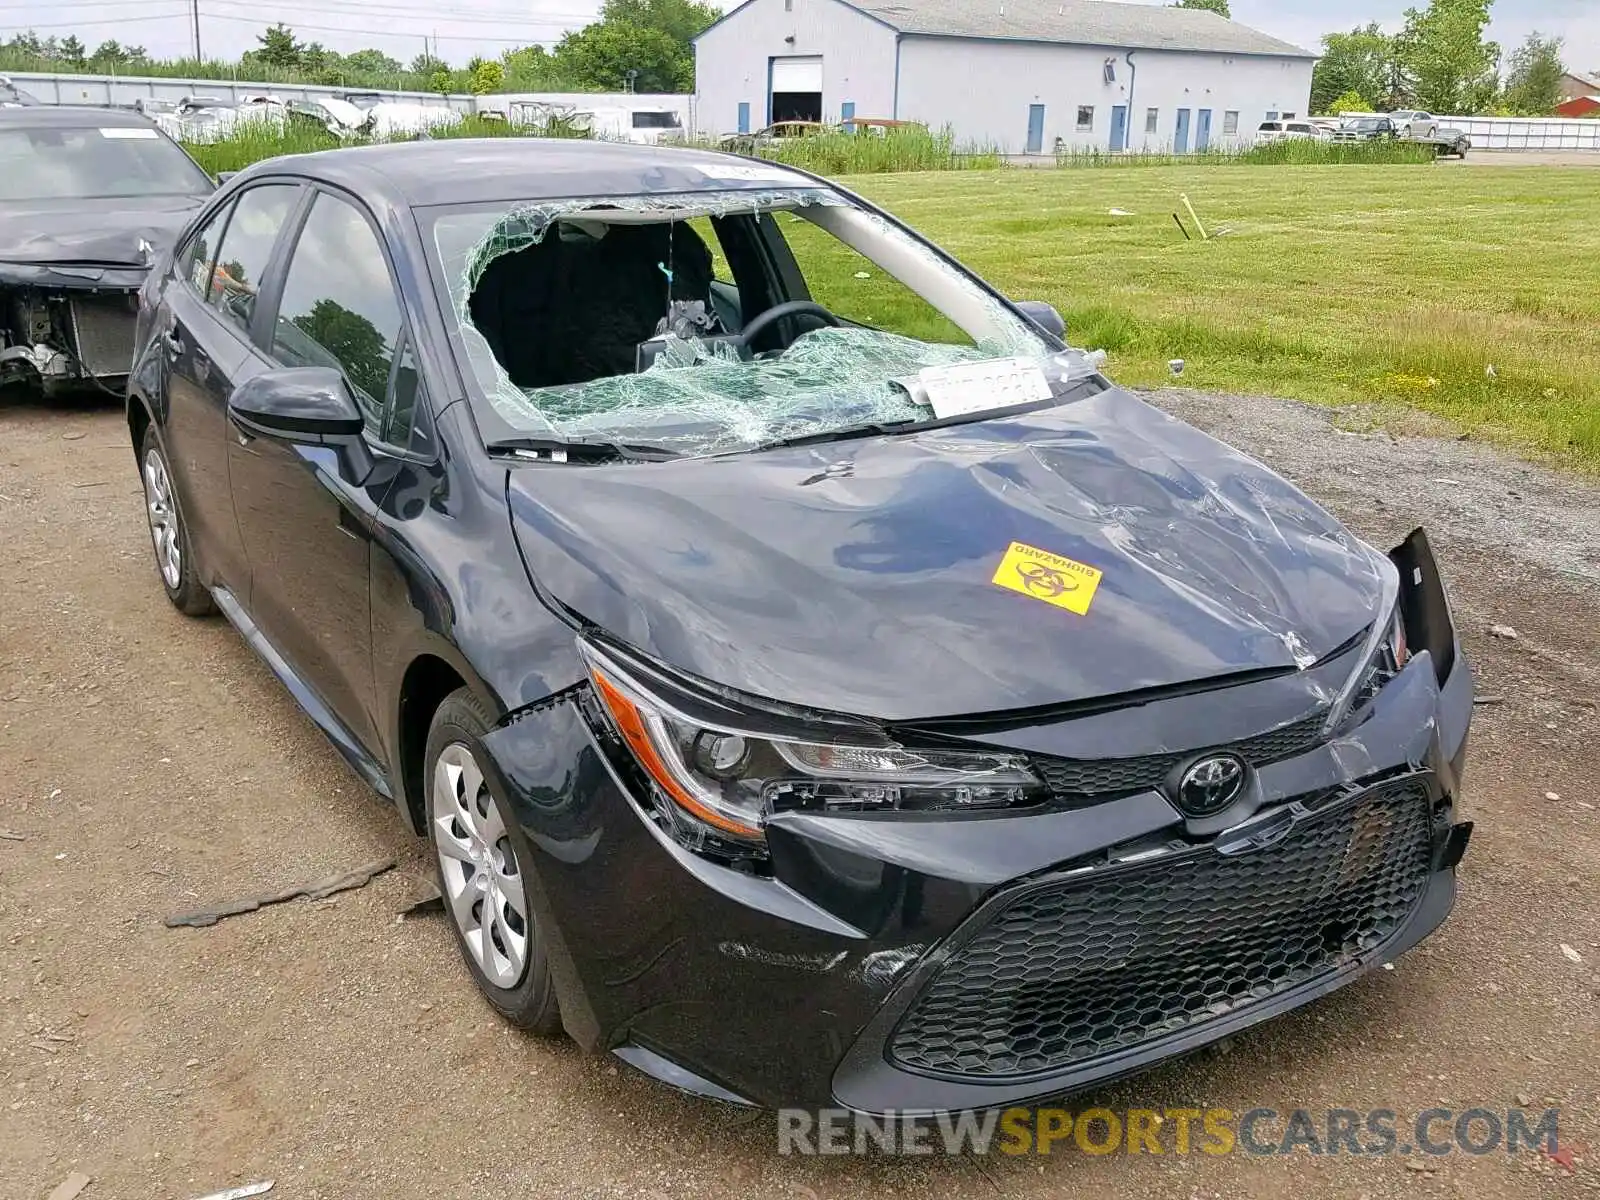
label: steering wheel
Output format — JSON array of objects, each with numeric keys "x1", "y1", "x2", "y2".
[{"x1": 736, "y1": 300, "x2": 841, "y2": 353}]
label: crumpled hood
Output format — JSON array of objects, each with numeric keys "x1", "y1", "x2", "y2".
[
  {"x1": 507, "y1": 388, "x2": 1391, "y2": 721},
  {"x1": 0, "y1": 196, "x2": 204, "y2": 268}
]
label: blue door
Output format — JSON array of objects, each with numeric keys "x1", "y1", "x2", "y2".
[
  {"x1": 841, "y1": 100, "x2": 855, "y2": 132},
  {"x1": 1196, "y1": 109, "x2": 1213, "y2": 150},
  {"x1": 1175, "y1": 108, "x2": 1192, "y2": 153},
  {"x1": 1110, "y1": 104, "x2": 1128, "y2": 151},
  {"x1": 737, "y1": 101, "x2": 751, "y2": 134},
  {"x1": 1026, "y1": 104, "x2": 1046, "y2": 154}
]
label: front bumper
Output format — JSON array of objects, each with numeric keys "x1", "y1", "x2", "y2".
[{"x1": 476, "y1": 615, "x2": 1473, "y2": 1114}]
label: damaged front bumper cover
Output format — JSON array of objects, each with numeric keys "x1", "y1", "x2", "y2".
[
  {"x1": 0, "y1": 262, "x2": 147, "y2": 391},
  {"x1": 470, "y1": 530, "x2": 1473, "y2": 1113}
]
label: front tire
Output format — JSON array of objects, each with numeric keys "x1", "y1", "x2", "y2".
[
  {"x1": 139, "y1": 427, "x2": 214, "y2": 616},
  {"x1": 425, "y1": 687, "x2": 562, "y2": 1034}
]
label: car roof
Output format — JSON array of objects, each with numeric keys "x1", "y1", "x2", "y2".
[
  {"x1": 0, "y1": 105, "x2": 157, "y2": 128},
  {"x1": 235, "y1": 137, "x2": 829, "y2": 209}
]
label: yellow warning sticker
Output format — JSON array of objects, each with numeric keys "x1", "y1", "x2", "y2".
[{"x1": 991, "y1": 542, "x2": 1103, "y2": 616}]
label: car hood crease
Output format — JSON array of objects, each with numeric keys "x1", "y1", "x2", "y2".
[{"x1": 507, "y1": 388, "x2": 1390, "y2": 722}]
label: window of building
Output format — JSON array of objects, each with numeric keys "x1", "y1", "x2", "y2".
[
  {"x1": 1145, "y1": 107, "x2": 1159, "y2": 134},
  {"x1": 1223, "y1": 110, "x2": 1239, "y2": 136},
  {"x1": 785, "y1": 0, "x2": 793, "y2": 9},
  {"x1": 1076, "y1": 106, "x2": 1095, "y2": 131},
  {"x1": 270, "y1": 192, "x2": 407, "y2": 443}
]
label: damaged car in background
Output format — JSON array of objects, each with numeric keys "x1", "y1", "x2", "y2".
[
  {"x1": 127, "y1": 140, "x2": 1475, "y2": 1114},
  {"x1": 0, "y1": 107, "x2": 213, "y2": 396}
]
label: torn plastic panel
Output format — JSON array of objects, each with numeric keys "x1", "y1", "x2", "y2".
[{"x1": 435, "y1": 190, "x2": 1083, "y2": 456}]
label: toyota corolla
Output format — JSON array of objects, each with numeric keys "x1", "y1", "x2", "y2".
[{"x1": 126, "y1": 140, "x2": 1474, "y2": 1114}]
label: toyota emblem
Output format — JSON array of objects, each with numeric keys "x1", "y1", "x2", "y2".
[{"x1": 1177, "y1": 754, "x2": 1247, "y2": 816}]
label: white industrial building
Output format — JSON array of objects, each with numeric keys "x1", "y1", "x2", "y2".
[{"x1": 694, "y1": 0, "x2": 1316, "y2": 153}]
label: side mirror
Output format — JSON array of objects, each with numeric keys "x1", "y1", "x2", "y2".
[
  {"x1": 215, "y1": 170, "x2": 238, "y2": 184},
  {"x1": 228, "y1": 367, "x2": 374, "y2": 483},
  {"x1": 1014, "y1": 299, "x2": 1066, "y2": 340}
]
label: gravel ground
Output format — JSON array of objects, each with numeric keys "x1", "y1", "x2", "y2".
[{"x1": 1, "y1": 388, "x2": 1596, "y2": 1199}]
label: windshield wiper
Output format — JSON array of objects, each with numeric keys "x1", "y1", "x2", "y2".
[
  {"x1": 741, "y1": 421, "x2": 908, "y2": 454},
  {"x1": 485, "y1": 436, "x2": 682, "y2": 463}
]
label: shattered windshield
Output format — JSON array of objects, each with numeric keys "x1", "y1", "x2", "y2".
[{"x1": 427, "y1": 186, "x2": 1087, "y2": 457}]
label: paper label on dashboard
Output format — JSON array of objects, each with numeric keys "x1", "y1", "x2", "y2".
[
  {"x1": 100, "y1": 127, "x2": 160, "y2": 139},
  {"x1": 918, "y1": 358, "x2": 1053, "y2": 420}
]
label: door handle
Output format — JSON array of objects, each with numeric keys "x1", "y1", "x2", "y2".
[{"x1": 160, "y1": 329, "x2": 184, "y2": 356}]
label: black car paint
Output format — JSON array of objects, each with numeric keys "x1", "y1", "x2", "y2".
[
  {"x1": 128, "y1": 140, "x2": 1473, "y2": 1113},
  {"x1": 506, "y1": 391, "x2": 1388, "y2": 722}
]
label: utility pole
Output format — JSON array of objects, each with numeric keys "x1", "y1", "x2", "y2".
[{"x1": 190, "y1": 0, "x2": 202, "y2": 61}]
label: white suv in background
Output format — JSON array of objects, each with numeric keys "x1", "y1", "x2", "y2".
[{"x1": 1255, "y1": 119, "x2": 1329, "y2": 145}]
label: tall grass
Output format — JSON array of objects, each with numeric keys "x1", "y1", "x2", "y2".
[
  {"x1": 748, "y1": 127, "x2": 1003, "y2": 174},
  {"x1": 183, "y1": 114, "x2": 580, "y2": 174},
  {"x1": 1054, "y1": 140, "x2": 1437, "y2": 168}
]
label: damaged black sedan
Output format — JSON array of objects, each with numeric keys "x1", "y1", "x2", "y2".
[
  {"x1": 0, "y1": 107, "x2": 213, "y2": 395},
  {"x1": 128, "y1": 140, "x2": 1474, "y2": 1114}
]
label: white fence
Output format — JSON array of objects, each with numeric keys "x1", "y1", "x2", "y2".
[
  {"x1": 5, "y1": 69, "x2": 475, "y2": 114},
  {"x1": 473, "y1": 91, "x2": 697, "y2": 133},
  {"x1": 6, "y1": 70, "x2": 704, "y2": 132},
  {"x1": 1439, "y1": 114, "x2": 1600, "y2": 151}
]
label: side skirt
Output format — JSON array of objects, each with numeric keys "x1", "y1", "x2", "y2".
[{"x1": 209, "y1": 585, "x2": 394, "y2": 800}]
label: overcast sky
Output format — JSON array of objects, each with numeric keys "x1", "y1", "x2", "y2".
[{"x1": 5, "y1": 0, "x2": 1596, "y2": 73}]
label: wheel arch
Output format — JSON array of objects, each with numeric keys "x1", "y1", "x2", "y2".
[{"x1": 396, "y1": 653, "x2": 479, "y2": 835}]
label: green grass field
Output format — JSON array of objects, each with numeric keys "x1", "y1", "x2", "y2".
[{"x1": 823, "y1": 165, "x2": 1600, "y2": 469}]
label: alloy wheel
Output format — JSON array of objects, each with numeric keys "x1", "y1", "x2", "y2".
[
  {"x1": 431, "y1": 742, "x2": 530, "y2": 989},
  {"x1": 142, "y1": 447, "x2": 182, "y2": 590}
]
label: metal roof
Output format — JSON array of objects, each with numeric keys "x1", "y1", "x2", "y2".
[
  {"x1": 229, "y1": 138, "x2": 827, "y2": 209},
  {"x1": 841, "y1": 0, "x2": 1317, "y2": 58}
]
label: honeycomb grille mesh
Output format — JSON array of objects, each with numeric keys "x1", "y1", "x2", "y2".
[
  {"x1": 889, "y1": 779, "x2": 1434, "y2": 1080},
  {"x1": 1032, "y1": 712, "x2": 1327, "y2": 798}
]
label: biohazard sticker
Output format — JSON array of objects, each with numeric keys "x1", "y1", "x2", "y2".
[{"x1": 991, "y1": 542, "x2": 1103, "y2": 616}]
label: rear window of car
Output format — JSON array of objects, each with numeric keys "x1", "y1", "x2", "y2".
[
  {"x1": 632, "y1": 111, "x2": 681, "y2": 129},
  {"x1": 1258, "y1": 122, "x2": 1282, "y2": 131},
  {"x1": 0, "y1": 124, "x2": 212, "y2": 201}
]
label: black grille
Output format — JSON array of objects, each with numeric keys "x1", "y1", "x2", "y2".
[
  {"x1": 1033, "y1": 712, "x2": 1327, "y2": 799},
  {"x1": 70, "y1": 294, "x2": 139, "y2": 378},
  {"x1": 889, "y1": 777, "x2": 1434, "y2": 1079}
]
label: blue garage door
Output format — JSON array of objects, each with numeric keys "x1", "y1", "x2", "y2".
[
  {"x1": 1196, "y1": 109, "x2": 1213, "y2": 151},
  {"x1": 737, "y1": 101, "x2": 751, "y2": 134},
  {"x1": 1110, "y1": 105, "x2": 1128, "y2": 151},
  {"x1": 1175, "y1": 108, "x2": 1192, "y2": 153}
]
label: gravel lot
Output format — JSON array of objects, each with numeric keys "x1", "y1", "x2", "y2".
[{"x1": 1, "y1": 388, "x2": 1596, "y2": 1199}]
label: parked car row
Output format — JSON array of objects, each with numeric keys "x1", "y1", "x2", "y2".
[
  {"x1": 1257, "y1": 111, "x2": 1471, "y2": 157},
  {"x1": 136, "y1": 90, "x2": 465, "y2": 144}
]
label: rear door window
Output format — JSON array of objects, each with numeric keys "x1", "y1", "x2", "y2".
[
  {"x1": 178, "y1": 200, "x2": 234, "y2": 297},
  {"x1": 207, "y1": 184, "x2": 299, "y2": 337}
]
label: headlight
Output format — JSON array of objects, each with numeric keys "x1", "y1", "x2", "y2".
[
  {"x1": 1345, "y1": 605, "x2": 1412, "y2": 718},
  {"x1": 583, "y1": 649, "x2": 1043, "y2": 852}
]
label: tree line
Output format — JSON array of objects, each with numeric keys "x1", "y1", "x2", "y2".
[
  {"x1": 0, "y1": 0, "x2": 1586, "y2": 114},
  {"x1": 0, "y1": 0, "x2": 718, "y2": 95},
  {"x1": 1312, "y1": 0, "x2": 1576, "y2": 116}
]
